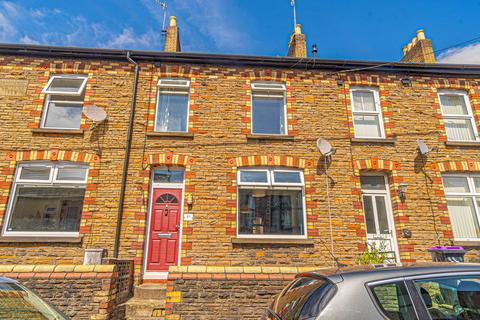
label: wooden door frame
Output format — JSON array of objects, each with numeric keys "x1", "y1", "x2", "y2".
[{"x1": 142, "y1": 169, "x2": 185, "y2": 279}]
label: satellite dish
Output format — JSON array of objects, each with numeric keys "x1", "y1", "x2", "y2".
[
  {"x1": 316, "y1": 138, "x2": 335, "y2": 156},
  {"x1": 417, "y1": 139, "x2": 429, "y2": 155},
  {"x1": 84, "y1": 105, "x2": 107, "y2": 124}
]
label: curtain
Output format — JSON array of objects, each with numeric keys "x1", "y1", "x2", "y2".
[{"x1": 446, "y1": 197, "x2": 480, "y2": 239}]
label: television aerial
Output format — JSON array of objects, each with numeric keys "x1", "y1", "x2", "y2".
[
  {"x1": 316, "y1": 138, "x2": 336, "y2": 157},
  {"x1": 83, "y1": 105, "x2": 108, "y2": 129}
]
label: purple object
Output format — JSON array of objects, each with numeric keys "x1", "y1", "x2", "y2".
[
  {"x1": 428, "y1": 246, "x2": 464, "y2": 252},
  {"x1": 428, "y1": 246, "x2": 466, "y2": 262}
]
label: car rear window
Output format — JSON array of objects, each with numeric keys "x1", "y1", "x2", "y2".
[{"x1": 272, "y1": 276, "x2": 336, "y2": 320}]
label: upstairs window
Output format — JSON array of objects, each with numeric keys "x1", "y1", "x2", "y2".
[
  {"x1": 41, "y1": 75, "x2": 87, "y2": 130},
  {"x1": 4, "y1": 162, "x2": 88, "y2": 236},
  {"x1": 237, "y1": 168, "x2": 305, "y2": 238},
  {"x1": 442, "y1": 174, "x2": 480, "y2": 240},
  {"x1": 251, "y1": 82, "x2": 287, "y2": 135},
  {"x1": 155, "y1": 79, "x2": 190, "y2": 133},
  {"x1": 350, "y1": 87, "x2": 385, "y2": 139},
  {"x1": 439, "y1": 90, "x2": 478, "y2": 142}
]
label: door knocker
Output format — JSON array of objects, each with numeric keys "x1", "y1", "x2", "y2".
[{"x1": 164, "y1": 204, "x2": 169, "y2": 216}]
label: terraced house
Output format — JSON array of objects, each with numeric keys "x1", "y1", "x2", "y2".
[{"x1": 0, "y1": 17, "x2": 479, "y2": 319}]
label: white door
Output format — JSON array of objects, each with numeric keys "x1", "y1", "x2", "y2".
[{"x1": 361, "y1": 175, "x2": 399, "y2": 263}]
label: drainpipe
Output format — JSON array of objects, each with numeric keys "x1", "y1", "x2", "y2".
[{"x1": 113, "y1": 51, "x2": 139, "y2": 258}]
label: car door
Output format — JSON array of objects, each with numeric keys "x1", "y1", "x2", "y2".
[{"x1": 404, "y1": 272, "x2": 480, "y2": 320}]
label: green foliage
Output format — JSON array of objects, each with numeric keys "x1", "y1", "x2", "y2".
[{"x1": 359, "y1": 241, "x2": 389, "y2": 265}]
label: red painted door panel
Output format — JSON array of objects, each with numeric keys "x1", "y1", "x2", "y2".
[{"x1": 147, "y1": 188, "x2": 182, "y2": 271}]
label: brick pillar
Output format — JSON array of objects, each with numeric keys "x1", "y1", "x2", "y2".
[
  {"x1": 164, "y1": 16, "x2": 181, "y2": 53},
  {"x1": 401, "y1": 29, "x2": 436, "y2": 63},
  {"x1": 287, "y1": 24, "x2": 307, "y2": 58}
]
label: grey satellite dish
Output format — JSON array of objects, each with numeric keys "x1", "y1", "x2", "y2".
[
  {"x1": 417, "y1": 139, "x2": 429, "y2": 155},
  {"x1": 83, "y1": 105, "x2": 107, "y2": 129},
  {"x1": 316, "y1": 138, "x2": 335, "y2": 156}
]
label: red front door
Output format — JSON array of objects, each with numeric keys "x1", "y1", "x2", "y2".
[{"x1": 146, "y1": 188, "x2": 182, "y2": 271}]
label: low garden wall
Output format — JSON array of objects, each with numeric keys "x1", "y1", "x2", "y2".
[
  {"x1": 0, "y1": 261, "x2": 133, "y2": 320},
  {"x1": 165, "y1": 266, "x2": 317, "y2": 320}
]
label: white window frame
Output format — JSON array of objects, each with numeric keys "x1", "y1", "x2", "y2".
[
  {"x1": 438, "y1": 90, "x2": 479, "y2": 142},
  {"x1": 236, "y1": 167, "x2": 307, "y2": 239},
  {"x1": 154, "y1": 79, "x2": 191, "y2": 133},
  {"x1": 2, "y1": 161, "x2": 89, "y2": 238},
  {"x1": 41, "y1": 75, "x2": 88, "y2": 96},
  {"x1": 40, "y1": 75, "x2": 87, "y2": 130},
  {"x1": 350, "y1": 86, "x2": 386, "y2": 139},
  {"x1": 442, "y1": 173, "x2": 480, "y2": 241},
  {"x1": 250, "y1": 82, "x2": 288, "y2": 136}
]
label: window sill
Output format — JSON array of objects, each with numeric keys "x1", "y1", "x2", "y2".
[
  {"x1": 453, "y1": 240, "x2": 480, "y2": 248},
  {"x1": 146, "y1": 132, "x2": 194, "y2": 139},
  {"x1": 350, "y1": 137, "x2": 396, "y2": 144},
  {"x1": 231, "y1": 238, "x2": 314, "y2": 245},
  {"x1": 445, "y1": 141, "x2": 480, "y2": 147},
  {"x1": 31, "y1": 128, "x2": 85, "y2": 135},
  {"x1": 246, "y1": 134, "x2": 295, "y2": 141},
  {"x1": 0, "y1": 235, "x2": 83, "y2": 243}
]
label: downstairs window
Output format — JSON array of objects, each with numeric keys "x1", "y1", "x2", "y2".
[
  {"x1": 237, "y1": 168, "x2": 306, "y2": 238},
  {"x1": 3, "y1": 162, "x2": 88, "y2": 236}
]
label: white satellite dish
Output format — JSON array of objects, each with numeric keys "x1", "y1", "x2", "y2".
[
  {"x1": 417, "y1": 139, "x2": 429, "y2": 155},
  {"x1": 316, "y1": 138, "x2": 335, "y2": 156},
  {"x1": 83, "y1": 105, "x2": 107, "y2": 127}
]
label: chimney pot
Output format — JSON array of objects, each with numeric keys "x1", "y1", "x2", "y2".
[
  {"x1": 416, "y1": 29, "x2": 426, "y2": 40},
  {"x1": 411, "y1": 37, "x2": 417, "y2": 46},
  {"x1": 295, "y1": 24, "x2": 302, "y2": 35},
  {"x1": 407, "y1": 42, "x2": 412, "y2": 51},
  {"x1": 402, "y1": 46, "x2": 408, "y2": 55},
  {"x1": 170, "y1": 16, "x2": 177, "y2": 27}
]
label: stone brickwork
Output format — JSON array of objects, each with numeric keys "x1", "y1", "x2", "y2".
[
  {"x1": 0, "y1": 264, "x2": 119, "y2": 320},
  {"x1": 165, "y1": 266, "x2": 312, "y2": 320},
  {"x1": 0, "y1": 51, "x2": 479, "y2": 287}
]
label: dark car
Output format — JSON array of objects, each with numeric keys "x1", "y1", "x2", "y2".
[
  {"x1": 0, "y1": 277, "x2": 68, "y2": 319},
  {"x1": 266, "y1": 263, "x2": 480, "y2": 320}
]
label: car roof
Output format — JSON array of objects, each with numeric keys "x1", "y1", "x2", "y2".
[
  {"x1": 300, "y1": 262, "x2": 480, "y2": 283},
  {"x1": 0, "y1": 277, "x2": 17, "y2": 283}
]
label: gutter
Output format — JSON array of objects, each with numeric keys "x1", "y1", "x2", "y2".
[
  {"x1": 0, "y1": 43, "x2": 480, "y2": 76},
  {"x1": 113, "y1": 51, "x2": 139, "y2": 258}
]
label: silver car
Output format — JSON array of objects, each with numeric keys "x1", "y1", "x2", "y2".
[
  {"x1": 0, "y1": 277, "x2": 68, "y2": 319},
  {"x1": 266, "y1": 263, "x2": 480, "y2": 320}
]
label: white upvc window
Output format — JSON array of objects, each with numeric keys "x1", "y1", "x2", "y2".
[
  {"x1": 442, "y1": 174, "x2": 480, "y2": 241},
  {"x1": 350, "y1": 87, "x2": 385, "y2": 139},
  {"x1": 237, "y1": 168, "x2": 306, "y2": 238},
  {"x1": 438, "y1": 90, "x2": 479, "y2": 142},
  {"x1": 41, "y1": 75, "x2": 87, "y2": 130},
  {"x1": 3, "y1": 162, "x2": 88, "y2": 237},
  {"x1": 155, "y1": 79, "x2": 190, "y2": 133},
  {"x1": 251, "y1": 82, "x2": 287, "y2": 135}
]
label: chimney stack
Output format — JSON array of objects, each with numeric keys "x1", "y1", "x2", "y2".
[
  {"x1": 164, "y1": 16, "x2": 181, "y2": 52},
  {"x1": 401, "y1": 29, "x2": 436, "y2": 63},
  {"x1": 287, "y1": 24, "x2": 307, "y2": 58}
]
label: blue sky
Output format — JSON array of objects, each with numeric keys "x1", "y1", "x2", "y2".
[{"x1": 1, "y1": 0, "x2": 479, "y2": 63}]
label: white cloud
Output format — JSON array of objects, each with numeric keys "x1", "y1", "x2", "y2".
[
  {"x1": 141, "y1": 0, "x2": 251, "y2": 53},
  {"x1": 438, "y1": 43, "x2": 480, "y2": 64}
]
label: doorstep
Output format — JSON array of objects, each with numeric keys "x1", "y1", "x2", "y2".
[{"x1": 143, "y1": 271, "x2": 169, "y2": 280}]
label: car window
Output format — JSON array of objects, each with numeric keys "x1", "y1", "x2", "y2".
[
  {"x1": 0, "y1": 281, "x2": 67, "y2": 319},
  {"x1": 414, "y1": 276, "x2": 480, "y2": 320},
  {"x1": 270, "y1": 276, "x2": 335, "y2": 320},
  {"x1": 371, "y1": 281, "x2": 417, "y2": 320}
]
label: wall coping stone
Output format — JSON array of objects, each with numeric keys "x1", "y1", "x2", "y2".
[
  {"x1": 0, "y1": 264, "x2": 115, "y2": 274},
  {"x1": 168, "y1": 265, "x2": 319, "y2": 274}
]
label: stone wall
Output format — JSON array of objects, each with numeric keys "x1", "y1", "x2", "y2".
[
  {"x1": 165, "y1": 266, "x2": 314, "y2": 320},
  {"x1": 0, "y1": 264, "x2": 121, "y2": 320}
]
